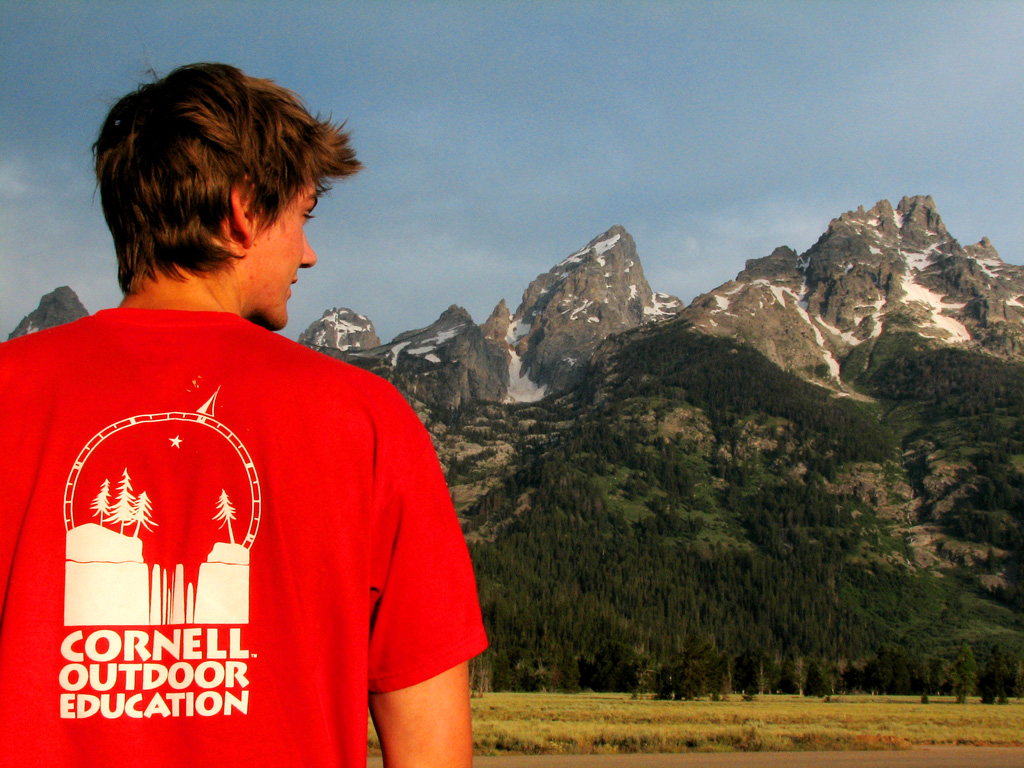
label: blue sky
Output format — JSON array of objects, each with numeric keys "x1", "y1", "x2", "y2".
[{"x1": 2, "y1": 1, "x2": 1023, "y2": 342}]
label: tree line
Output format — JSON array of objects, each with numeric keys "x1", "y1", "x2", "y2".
[{"x1": 470, "y1": 637, "x2": 1023, "y2": 704}]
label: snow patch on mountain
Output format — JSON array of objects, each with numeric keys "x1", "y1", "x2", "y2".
[
  {"x1": 406, "y1": 326, "x2": 464, "y2": 357},
  {"x1": 972, "y1": 255, "x2": 1004, "y2": 279},
  {"x1": 772, "y1": 284, "x2": 843, "y2": 377},
  {"x1": 902, "y1": 244, "x2": 941, "y2": 273},
  {"x1": 389, "y1": 342, "x2": 411, "y2": 366},
  {"x1": 507, "y1": 318, "x2": 531, "y2": 344},
  {"x1": 505, "y1": 348, "x2": 547, "y2": 403},
  {"x1": 900, "y1": 277, "x2": 971, "y2": 342},
  {"x1": 556, "y1": 232, "x2": 622, "y2": 272},
  {"x1": 644, "y1": 292, "x2": 683, "y2": 321},
  {"x1": 569, "y1": 300, "x2": 595, "y2": 322},
  {"x1": 817, "y1": 313, "x2": 868, "y2": 347},
  {"x1": 766, "y1": 283, "x2": 791, "y2": 309}
]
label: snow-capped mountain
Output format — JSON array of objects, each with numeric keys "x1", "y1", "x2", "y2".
[
  {"x1": 303, "y1": 225, "x2": 683, "y2": 408},
  {"x1": 22, "y1": 197, "x2": 1019, "y2": 412},
  {"x1": 483, "y1": 225, "x2": 683, "y2": 399},
  {"x1": 297, "y1": 307, "x2": 380, "y2": 351},
  {"x1": 680, "y1": 196, "x2": 1024, "y2": 386}
]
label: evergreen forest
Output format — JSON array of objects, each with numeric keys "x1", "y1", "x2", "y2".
[{"x1": 446, "y1": 320, "x2": 1024, "y2": 698}]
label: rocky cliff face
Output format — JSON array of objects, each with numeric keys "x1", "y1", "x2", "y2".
[
  {"x1": 679, "y1": 196, "x2": 1024, "y2": 386},
  {"x1": 488, "y1": 225, "x2": 683, "y2": 399},
  {"x1": 340, "y1": 305, "x2": 508, "y2": 412},
  {"x1": 7, "y1": 286, "x2": 89, "y2": 339}
]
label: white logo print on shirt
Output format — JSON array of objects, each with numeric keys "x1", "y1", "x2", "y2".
[{"x1": 59, "y1": 388, "x2": 256, "y2": 720}]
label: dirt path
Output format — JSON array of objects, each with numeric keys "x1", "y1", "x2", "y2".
[{"x1": 369, "y1": 746, "x2": 1024, "y2": 767}]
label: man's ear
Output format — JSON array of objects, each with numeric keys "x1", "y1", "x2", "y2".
[{"x1": 224, "y1": 186, "x2": 258, "y2": 251}]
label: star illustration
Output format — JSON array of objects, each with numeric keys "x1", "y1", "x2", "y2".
[{"x1": 169, "y1": 435, "x2": 182, "y2": 448}]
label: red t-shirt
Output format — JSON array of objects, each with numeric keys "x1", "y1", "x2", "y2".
[{"x1": 0, "y1": 309, "x2": 487, "y2": 767}]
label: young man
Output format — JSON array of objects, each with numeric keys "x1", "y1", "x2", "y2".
[{"x1": 0, "y1": 63, "x2": 487, "y2": 767}]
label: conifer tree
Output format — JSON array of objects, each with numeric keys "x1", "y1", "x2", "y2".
[
  {"x1": 90, "y1": 478, "x2": 111, "y2": 528},
  {"x1": 130, "y1": 491, "x2": 156, "y2": 537},
  {"x1": 803, "y1": 659, "x2": 829, "y2": 697},
  {"x1": 214, "y1": 489, "x2": 237, "y2": 545},
  {"x1": 978, "y1": 646, "x2": 1011, "y2": 704},
  {"x1": 951, "y1": 644, "x2": 977, "y2": 704},
  {"x1": 109, "y1": 468, "x2": 136, "y2": 535}
]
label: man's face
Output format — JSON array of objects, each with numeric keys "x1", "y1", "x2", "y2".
[{"x1": 236, "y1": 189, "x2": 318, "y2": 331}]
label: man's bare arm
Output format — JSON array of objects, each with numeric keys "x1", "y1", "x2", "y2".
[{"x1": 369, "y1": 661, "x2": 474, "y2": 768}]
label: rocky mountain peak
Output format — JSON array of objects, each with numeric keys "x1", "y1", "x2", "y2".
[
  {"x1": 500, "y1": 225, "x2": 682, "y2": 397},
  {"x1": 895, "y1": 195, "x2": 949, "y2": 249},
  {"x1": 480, "y1": 299, "x2": 511, "y2": 344},
  {"x1": 386, "y1": 305, "x2": 473, "y2": 353},
  {"x1": 828, "y1": 196, "x2": 948, "y2": 249},
  {"x1": 738, "y1": 246, "x2": 802, "y2": 283},
  {"x1": 8, "y1": 286, "x2": 89, "y2": 340},
  {"x1": 296, "y1": 307, "x2": 380, "y2": 351},
  {"x1": 553, "y1": 225, "x2": 631, "y2": 273},
  {"x1": 679, "y1": 196, "x2": 1024, "y2": 387},
  {"x1": 306, "y1": 225, "x2": 683, "y2": 409}
]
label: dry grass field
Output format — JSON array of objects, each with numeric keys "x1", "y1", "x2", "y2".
[{"x1": 370, "y1": 693, "x2": 1024, "y2": 755}]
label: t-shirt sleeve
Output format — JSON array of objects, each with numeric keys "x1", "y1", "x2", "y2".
[{"x1": 366, "y1": 396, "x2": 488, "y2": 693}]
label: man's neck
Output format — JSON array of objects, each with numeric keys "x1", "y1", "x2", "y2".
[{"x1": 120, "y1": 270, "x2": 242, "y2": 315}]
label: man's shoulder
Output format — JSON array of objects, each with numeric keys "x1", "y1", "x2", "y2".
[
  {"x1": 238, "y1": 323, "x2": 419, "y2": 424},
  {"x1": 255, "y1": 329, "x2": 399, "y2": 395},
  {"x1": 1, "y1": 310, "x2": 402, "y2": 404},
  {"x1": 0, "y1": 314, "x2": 93, "y2": 366}
]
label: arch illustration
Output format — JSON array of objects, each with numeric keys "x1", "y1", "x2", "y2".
[{"x1": 64, "y1": 411, "x2": 261, "y2": 548}]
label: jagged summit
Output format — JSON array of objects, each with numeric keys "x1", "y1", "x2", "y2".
[
  {"x1": 681, "y1": 196, "x2": 1024, "y2": 386},
  {"x1": 7, "y1": 286, "x2": 89, "y2": 340},
  {"x1": 385, "y1": 305, "x2": 476, "y2": 364},
  {"x1": 496, "y1": 226, "x2": 682, "y2": 398}
]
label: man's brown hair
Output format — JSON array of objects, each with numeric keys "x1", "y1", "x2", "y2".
[{"x1": 94, "y1": 62, "x2": 361, "y2": 294}]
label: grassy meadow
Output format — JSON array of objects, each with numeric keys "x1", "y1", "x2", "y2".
[{"x1": 369, "y1": 693, "x2": 1024, "y2": 755}]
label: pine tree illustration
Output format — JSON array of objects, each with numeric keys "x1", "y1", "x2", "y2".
[
  {"x1": 130, "y1": 490, "x2": 157, "y2": 537},
  {"x1": 213, "y1": 489, "x2": 237, "y2": 545},
  {"x1": 110, "y1": 468, "x2": 136, "y2": 535},
  {"x1": 90, "y1": 478, "x2": 112, "y2": 528}
]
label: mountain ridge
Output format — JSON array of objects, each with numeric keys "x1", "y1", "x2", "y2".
[
  {"x1": 15, "y1": 196, "x2": 1020, "y2": 402},
  {"x1": 298, "y1": 195, "x2": 1024, "y2": 410},
  {"x1": 681, "y1": 196, "x2": 1024, "y2": 390},
  {"x1": 305, "y1": 224, "x2": 684, "y2": 409}
]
